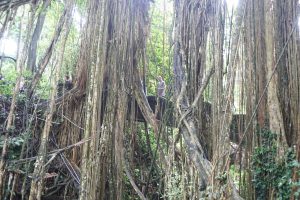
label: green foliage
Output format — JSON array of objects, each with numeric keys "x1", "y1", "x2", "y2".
[
  {"x1": 123, "y1": 124, "x2": 164, "y2": 199},
  {"x1": 35, "y1": 74, "x2": 52, "y2": 99},
  {"x1": 0, "y1": 78, "x2": 12, "y2": 95},
  {"x1": 294, "y1": 169, "x2": 300, "y2": 198},
  {"x1": 0, "y1": 64, "x2": 18, "y2": 95},
  {"x1": 216, "y1": 171, "x2": 228, "y2": 185},
  {"x1": 0, "y1": 135, "x2": 24, "y2": 160},
  {"x1": 230, "y1": 165, "x2": 242, "y2": 184},
  {"x1": 1, "y1": 0, "x2": 80, "y2": 98},
  {"x1": 163, "y1": 170, "x2": 183, "y2": 199},
  {"x1": 146, "y1": 0, "x2": 173, "y2": 95},
  {"x1": 252, "y1": 129, "x2": 299, "y2": 200}
]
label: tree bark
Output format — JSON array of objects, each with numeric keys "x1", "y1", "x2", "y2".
[
  {"x1": 264, "y1": 0, "x2": 287, "y2": 149},
  {"x1": 27, "y1": 0, "x2": 51, "y2": 73}
]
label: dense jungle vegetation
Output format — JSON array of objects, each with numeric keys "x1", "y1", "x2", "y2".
[{"x1": 0, "y1": 0, "x2": 299, "y2": 199}]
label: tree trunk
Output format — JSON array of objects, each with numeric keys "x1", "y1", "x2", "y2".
[
  {"x1": 264, "y1": 0, "x2": 287, "y2": 150},
  {"x1": 254, "y1": 0, "x2": 268, "y2": 129},
  {"x1": 27, "y1": 0, "x2": 50, "y2": 73},
  {"x1": 27, "y1": 4, "x2": 69, "y2": 98}
]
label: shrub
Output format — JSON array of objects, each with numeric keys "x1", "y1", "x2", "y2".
[{"x1": 252, "y1": 129, "x2": 299, "y2": 200}]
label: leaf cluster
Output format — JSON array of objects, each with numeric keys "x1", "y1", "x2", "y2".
[{"x1": 252, "y1": 129, "x2": 299, "y2": 200}]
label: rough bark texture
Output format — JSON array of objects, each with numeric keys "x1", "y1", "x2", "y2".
[
  {"x1": 0, "y1": 0, "x2": 299, "y2": 199},
  {"x1": 173, "y1": 0, "x2": 213, "y2": 189},
  {"x1": 275, "y1": 0, "x2": 299, "y2": 147},
  {"x1": 264, "y1": 0, "x2": 287, "y2": 148},
  {"x1": 173, "y1": 1, "x2": 243, "y2": 198},
  {"x1": 76, "y1": 1, "x2": 152, "y2": 199}
]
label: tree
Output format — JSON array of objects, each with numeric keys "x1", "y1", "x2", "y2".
[{"x1": 0, "y1": 0, "x2": 299, "y2": 199}]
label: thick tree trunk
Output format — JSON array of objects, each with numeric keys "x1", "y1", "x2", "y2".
[
  {"x1": 254, "y1": 0, "x2": 268, "y2": 128},
  {"x1": 77, "y1": 0, "x2": 152, "y2": 199},
  {"x1": 243, "y1": 1, "x2": 257, "y2": 197},
  {"x1": 274, "y1": 1, "x2": 300, "y2": 198},
  {"x1": 172, "y1": 1, "x2": 244, "y2": 198},
  {"x1": 274, "y1": 0, "x2": 299, "y2": 147},
  {"x1": 264, "y1": 0, "x2": 287, "y2": 149}
]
